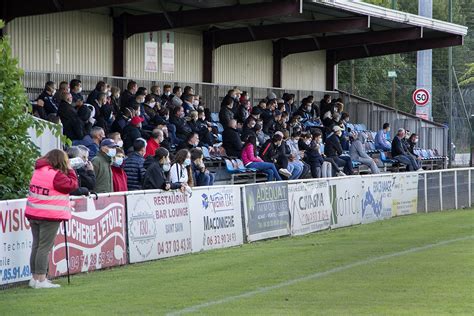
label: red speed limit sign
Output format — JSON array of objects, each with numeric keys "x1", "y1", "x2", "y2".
[{"x1": 412, "y1": 88, "x2": 430, "y2": 106}]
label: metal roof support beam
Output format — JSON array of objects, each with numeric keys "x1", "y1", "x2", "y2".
[
  {"x1": 334, "y1": 35, "x2": 464, "y2": 62},
  {"x1": 2, "y1": 0, "x2": 141, "y2": 22},
  {"x1": 211, "y1": 17, "x2": 369, "y2": 48},
  {"x1": 280, "y1": 27, "x2": 422, "y2": 57},
  {"x1": 202, "y1": 32, "x2": 214, "y2": 83},
  {"x1": 273, "y1": 40, "x2": 284, "y2": 88},
  {"x1": 326, "y1": 50, "x2": 337, "y2": 91},
  {"x1": 124, "y1": 0, "x2": 302, "y2": 38},
  {"x1": 113, "y1": 16, "x2": 126, "y2": 77}
]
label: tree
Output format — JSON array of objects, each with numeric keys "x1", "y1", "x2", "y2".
[{"x1": 0, "y1": 20, "x2": 41, "y2": 199}]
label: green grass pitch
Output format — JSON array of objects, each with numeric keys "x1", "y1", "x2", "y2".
[{"x1": 1, "y1": 209, "x2": 473, "y2": 315}]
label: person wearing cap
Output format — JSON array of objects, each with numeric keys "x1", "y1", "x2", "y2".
[
  {"x1": 122, "y1": 115, "x2": 145, "y2": 153},
  {"x1": 324, "y1": 125, "x2": 354, "y2": 175},
  {"x1": 391, "y1": 128, "x2": 421, "y2": 171},
  {"x1": 92, "y1": 138, "x2": 118, "y2": 193}
]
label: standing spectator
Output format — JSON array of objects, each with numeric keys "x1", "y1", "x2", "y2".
[
  {"x1": 349, "y1": 133, "x2": 380, "y2": 174},
  {"x1": 92, "y1": 138, "x2": 118, "y2": 193},
  {"x1": 219, "y1": 98, "x2": 235, "y2": 128},
  {"x1": 86, "y1": 81, "x2": 107, "y2": 105},
  {"x1": 143, "y1": 94, "x2": 159, "y2": 127},
  {"x1": 223, "y1": 119, "x2": 243, "y2": 158},
  {"x1": 145, "y1": 129, "x2": 163, "y2": 158},
  {"x1": 67, "y1": 146, "x2": 96, "y2": 196},
  {"x1": 91, "y1": 93, "x2": 110, "y2": 131},
  {"x1": 283, "y1": 93, "x2": 296, "y2": 115},
  {"x1": 169, "y1": 149, "x2": 194, "y2": 187},
  {"x1": 120, "y1": 80, "x2": 138, "y2": 108},
  {"x1": 57, "y1": 91, "x2": 85, "y2": 141},
  {"x1": 123, "y1": 116, "x2": 145, "y2": 153},
  {"x1": 391, "y1": 128, "x2": 421, "y2": 171},
  {"x1": 182, "y1": 94, "x2": 195, "y2": 116},
  {"x1": 111, "y1": 148, "x2": 128, "y2": 192},
  {"x1": 143, "y1": 148, "x2": 182, "y2": 191},
  {"x1": 54, "y1": 81, "x2": 69, "y2": 104},
  {"x1": 37, "y1": 81, "x2": 58, "y2": 116},
  {"x1": 107, "y1": 132, "x2": 124, "y2": 149},
  {"x1": 111, "y1": 107, "x2": 133, "y2": 135},
  {"x1": 123, "y1": 139, "x2": 147, "y2": 191},
  {"x1": 241, "y1": 135, "x2": 282, "y2": 181},
  {"x1": 190, "y1": 148, "x2": 215, "y2": 186},
  {"x1": 319, "y1": 94, "x2": 333, "y2": 118},
  {"x1": 70, "y1": 79, "x2": 83, "y2": 103},
  {"x1": 110, "y1": 86, "x2": 121, "y2": 116},
  {"x1": 161, "y1": 84, "x2": 172, "y2": 107},
  {"x1": 25, "y1": 149, "x2": 78, "y2": 288},
  {"x1": 375, "y1": 123, "x2": 392, "y2": 151}
]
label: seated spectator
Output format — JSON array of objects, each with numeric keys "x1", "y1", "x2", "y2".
[
  {"x1": 73, "y1": 126, "x2": 105, "y2": 160},
  {"x1": 70, "y1": 79, "x2": 84, "y2": 103},
  {"x1": 325, "y1": 126, "x2": 354, "y2": 175},
  {"x1": 143, "y1": 94, "x2": 159, "y2": 126},
  {"x1": 235, "y1": 92, "x2": 250, "y2": 124},
  {"x1": 67, "y1": 146, "x2": 96, "y2": 196},
  {"x1": 150, "y1": 85, "x2": 162, "y2": 106},
  {"x1": 123, "y1": 138, "x2": 147, "y2": 191},
  {"x1": 53, "y1": 81, "x2": 69, "y2": 105},
  {"x1": 375, "y1": 123, "x2": 392, "y2": 151},
  {"x1": 145, "y1": 129, "x2": 163, "y2": 158},
  {"x1": 92, "y1": 138, "x2": 118, "y2": 193},
  {"x1": 169, "y1": 105, "x2": 192, "y2": 143},
  {"x1": 182, "y1": 94, "x2": 195, "y2": 116},
  {"x1": 407, "y1": 133, "x2": 420, "y2": 157},
  {"x1": 170, "y1": 149, "x2": 194, "y2": 188},
  {"x1": 188, "y1": 110, "x2": 213, "y2": 146},
  {"x1": 259, "y1": 133, "x2": 292, "y2": 178},
  {"x1": 241, "y1": 117, "x2": 257, "y2": 142},
  {"x1": 190, "y1": 148, "x2": 215, "y2": 187},
  {"x1": 37, "y1": 81, "x2": 58, "y2": 118},
  {"x1": 177, "y1": 133, "x2": 200, "y2": 151},
  {"x1": 221, "y1": 89, "x2": 240, "y2": 110},
  {"x1": 349, "y1": 133, "x2": 380, "y2": 174},
  {"x1": 58, "y1": 91, "x2": 85, "y2": 141},
  {"x1": 282, "y1": 131, "x2": 304, "y2": 180},
  {"x1": 319, "y1": 94, "x2": 333, "y2": 118},
  {"x1": 223, "y1": 119, "x2": 243, "y2": 158},
  {"x1": 286, "y1": 131, "x2": 310, "y2": 178},
  {"x1": 86, "y1": 81, "x2": 107, "y2": 105},
  {"x1": 283, "y1": 93, "x2": 296, "y2": 115},
  {"x1": 241, "y1": 135, "x2": 282, "y2": 181},
  {"x1": 111, "y1": 106, "x2": 133, "y2": 135},
  {"x1": 143, "y1": 148, "x2": 183, "y2": 191},
  {"x1": 91, "y1": 92, "x2": 111, "y2": 131},
  {"x1": 219, "y1": 98, "x2": 235, "y2": 128},
  {"x1": 123, "y1": 116, "x2": 145, "y2": 153},
  {"x1": 391, "y1": 128, "x2": 421, "y2": 171},
  {"x1": 110, "y1": 86, "x2": 121, "y2": 116},
  {"x1": 255, "y1": 123, "x2": 269, "y2": 147},
  {"x1": 161, "y1": 84, "x2": 172, "y2": 107},
  {"x1": 111, "y1": 147, "x2": 128, "y2": 192},
  {"x1": 262, "y1": 99, "x2": 276, "y2": 134}
]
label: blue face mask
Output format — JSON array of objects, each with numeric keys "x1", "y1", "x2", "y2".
[
  {"x1": 183, "y1": 158, "x2": 191, "y2": 167},
  {"x1": 106, "y1": 148, "x2": 116, "y2": 158},
  {"x1": 113, "y1": 157, "x2": 124, "y2": 167}
]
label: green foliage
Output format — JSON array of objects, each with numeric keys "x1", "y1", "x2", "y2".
[
  {"x1": 0, "y1": 21, "x2": 40, "y2": 200},
  {"x1": 459, "y1": 63, "x2": 474, "y2": 87}
]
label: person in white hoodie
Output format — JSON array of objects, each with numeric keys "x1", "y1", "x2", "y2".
[{"x1": 349, "y1": 132, "x2": 380, "y2": 174}]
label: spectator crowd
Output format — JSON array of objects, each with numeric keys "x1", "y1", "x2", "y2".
[{"x1": 31, "y1": 79, "x2": 423, "y2": 195}]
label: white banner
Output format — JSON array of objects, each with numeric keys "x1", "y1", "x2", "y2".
[
  {"x1": 360, "y1": 175, "x2": 394, "y2": 224},
  {"x1": 144, "y1": 41, "x2": 158, "y2": 73},
  {"x1": 162, "y1": 31, "x2": 175, "y2": 73},
  {"x1": 289, "y1": 180, "x2": 331, "y2": 236},
  {"x1": 0, "y1": 199, "x2": 31, "y2": 285},
  {"x1": 392, "y1": 173, "x2": 419, "y2": 216},
  {"x1": 328, "y1": 176, "x2": 362, "y2": 229},
  {"x1": 189, "y1": 186, "x2": 243, "y2": 252},
  {"x1": 127, "y1": 191, "x2": 191, "y2": 263}
]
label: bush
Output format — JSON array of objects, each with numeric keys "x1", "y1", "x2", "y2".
[{"x1": 0, "y1": 20, "x2": 41, "y2": 199}]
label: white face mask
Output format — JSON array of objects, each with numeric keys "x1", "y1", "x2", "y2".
[
  {"x1": 117, "y1": 140, "x2": 124, "y2": 148},
  {"x1": 162, "y1": 163, "x2": 171, "y2": 172},
  {"x1": 107, "y1": 91, "x2": 112, "y2": 97},
  {"x1": 106, "y1": 148, "x2": 116, "y2": 158},
  {"x1": 52, "y1": 89, "x2": 57, "y2": 95},
  {"x1": 165, "y1": 91, "x2": 171, "y2": 96},
  {"x1": 78, "y1": 87, "x2": 83, "y2": 93},
  {"x1": 193, "y1": 100, "x2": 199, "y2": 106},
  {"x1": 183, "y1": 158, "x2": 191, "y2": 167},
  {"x1": 305, "y1": 140, "x2": 311, "y2": 145},
  {"x1": 149, "y1": 102, "x2": 156, "y2": 108},
  {"x1": 113, "y1": 157, "x2": 124, "y2": 167}
]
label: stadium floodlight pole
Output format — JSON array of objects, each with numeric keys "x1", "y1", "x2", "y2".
[
  {"x1": 448, "y1": 0, "x2": 453, "y2": 168},
  {"x1": 63, "y1": 221, "x2": 71, "y2": 285}
]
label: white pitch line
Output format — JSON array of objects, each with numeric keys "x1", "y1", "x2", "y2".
[{"x1": 167, "y1": 236, "x2": 473, "y2": 316}]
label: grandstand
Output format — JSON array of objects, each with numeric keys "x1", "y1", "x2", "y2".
[{"x1": 1, "y1": 1, "x2": 473, "y2": 309}]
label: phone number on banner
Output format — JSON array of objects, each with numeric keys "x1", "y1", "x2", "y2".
[
  {"x1": 69, "y1": 250, "x2": 116, "y2": 270},
  {"x1": 206, "y1": 233, "x2": 238, "y2": 246},
  {"x1": 1, "y1": 265, "x2": 31, "y2": 282},
  {"x1": 158, "y1": 238, "x2": 192, "y2": 256}
]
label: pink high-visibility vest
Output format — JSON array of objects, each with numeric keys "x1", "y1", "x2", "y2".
[{"x1": 25, "y1": 166, "x2": 72, "y2": 221}]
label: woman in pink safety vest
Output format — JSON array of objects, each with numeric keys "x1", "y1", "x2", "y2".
[{"x1": 25, "y1": 149, "x2": 78, "y2": 289}]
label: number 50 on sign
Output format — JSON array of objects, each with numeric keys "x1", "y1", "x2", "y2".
[{"x1": 412, "y1": 88, "x2": 430, "y2": 106}]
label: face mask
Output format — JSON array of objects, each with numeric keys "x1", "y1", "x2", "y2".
[
  {"x1": 67, "y1": 88, "x2": 70, "y2": 93},
  {"x1": 113, "y1": 157, "x2": 124, "y2": 167},
  {"x1": 164, "y1": 115, "x2": 170, "y2": 121},
  {"x1": 183, "y1": 158, "x2": 191, "y2": 167},
  {"x1": 305, "y1": 140, "x2": 311, "y2": 145},
  {"x1": 117, "y1": 140, "x2": 124, "y2": 148},
  {"x1": 70, "y1": 157, "x2": 85, "y2": 169},
  {"x1": 106, "y1": 148, "x2": 116, "y2": 158},
  {"x1": 137, "y1": 99, "x2": 145, "y2": 104},
  {"x1": 162, "y1": 163, "x2": 171, "y2": 172},
  {"x1": 193, "y1": 100, "x2": 199, "y2": 106},
  {"x1": 306, "y1": 106, "x2": 312, "y2": 111},
  {"x1": 414, "y1": 139, "x2": 418, "y2": 143},
  {"x1": 78, "y1": 87, "x2": 83, "y2": 93},
  {"x1": 179, "y1": 112, "x2": 185, "y2": 118},
  {"x1": 317, "y1": 138, "x2": 323, "y2": 144},
  {"x1": 165, "y1": 91, "x2": 171, "y2": 96},
  {"x1": 107, "y1": 91, "x2": 112, "y2": 97},
  {"x1": 52, "y1": 89, "x2": 57, "y2": 95},
  {"x1": 250, "y1": 123, "x2": 256, "y2": 128},
  {"x1": 149, "y1": 102, "x2": 156, "y2": 108}
]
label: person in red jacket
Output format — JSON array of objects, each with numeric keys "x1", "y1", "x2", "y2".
[
  {"x1": 112, "y1": 148, "x2": 128, "y2": 192},
  {"x1": 145, "y1": 129, "x2": 163, "y2": 158},
  {"x1": 25, "y1": 149, "x2": 78, "y2": 289}
]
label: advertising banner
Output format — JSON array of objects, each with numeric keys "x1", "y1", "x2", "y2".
[
  {"x1": 328, "y1": 176, "x2": 362, "y2": 229},
  {"x1": 189, "y1": 186, "x2": 243, "y2": 252},
  {"x1": 48, "y1": 195, "x2": 127, "y2": 277},
  {"x1": 144, "y1": 32, "x2": 158, "y2": 72},
  {"x1": 161, "y1": 31, "x2": 175, "y2": 73},
  {"x1": 360, "y1": 175, "x2": 394, "y2": 224},
  {"x1": 127, "y1": 191, "x2": 191, "y2": 263},
  {"x1": 0, "y1": 199, "x2": 31, "y2": 285},
  {"x1": 392, "y1": 173, "x2": 418, "y2": 216},
  {"x1": 243, "y1": 182, "x2": 290, "y2": 242},
  {"x1": 289, "y1": 181, "x2": 331, "y2": 236}
]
